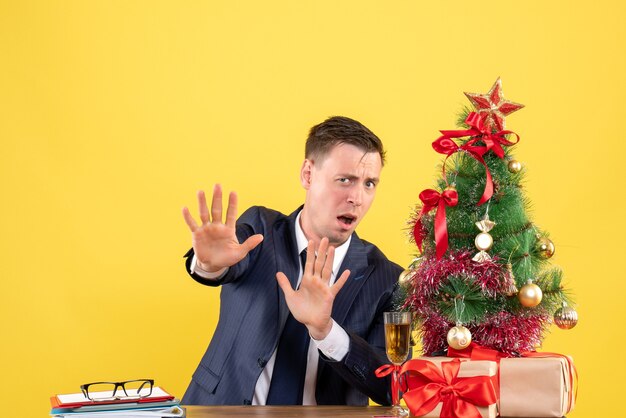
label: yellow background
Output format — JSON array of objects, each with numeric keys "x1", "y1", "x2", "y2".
[{"x1": 1, "y1": 1, "x2": 624, "y2": 416}]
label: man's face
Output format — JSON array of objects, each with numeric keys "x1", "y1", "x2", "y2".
[{"x1": 300, "y1": 143, "x2": 382, "y2": 247}]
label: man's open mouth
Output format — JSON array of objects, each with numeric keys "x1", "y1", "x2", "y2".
[{"x1": 338, "y1": 215, "x2": 356, "y2": 226}]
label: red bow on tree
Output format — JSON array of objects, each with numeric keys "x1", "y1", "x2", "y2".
[
  {"x1": 433, "y1": 112, "x2": 520, "y2": 205},
  {"x1": 413, "y1": 188, "x2": 458, "y2": 260},
  {"x1": 431, "y1": 136, "x2": 493, "y2": 206},
  {"x1": 400, "y1": 358, "x2": 498, "y2": 418}
]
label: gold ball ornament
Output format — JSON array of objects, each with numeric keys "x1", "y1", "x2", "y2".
[
  {"x1": 444, "y1": 185, "x2": 457, "y2": 193},
  {"x1": 475, "y1": 232, "x2": 494, "y2": 251},
  {"x1": 536, "y1": 237, "x2": 556, "y2": 259},
  {"x1": 518, "y1": 281, "x2": 543, "y2": 307},
  {"x1": 447, "y1": 325, "x2": 472, "y2": 350},
  {"x1": 398, "y1": 269, "x2": 413, "y2": 285},
  {"x1": 554, "y1": 304, "x2": 578, "y2": 329},
  {"x1": 508, "y1": 160, "x2": 522, "y2": 173}
]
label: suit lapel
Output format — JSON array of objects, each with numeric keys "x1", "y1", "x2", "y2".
[
  {"x1": 272, "y1": 207, "x2": 302, "y2": 333},
  {"x1": 331, "y1": 233, "x2": 371, "y2": 324}
]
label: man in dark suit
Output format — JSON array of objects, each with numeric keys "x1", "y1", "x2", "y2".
[{"x1": 181, "y1": 116, "x2": 403, "y2": 406}]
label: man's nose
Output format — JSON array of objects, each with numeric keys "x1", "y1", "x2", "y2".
[{"x1": 347, "y1": 187, "x2": 363, "y2": 206}]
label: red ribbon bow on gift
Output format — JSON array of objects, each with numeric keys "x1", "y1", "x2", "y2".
[
  {"x1": 412, "y1": 188, "x2": 458, "y2": 260},
  {"x1": 446, "y1": 342, "x2": 509, "y2": 411},
  {"x1": 400, "y1": 358, "x2": 497, "y2": 418},
  {"x1": 433, "y1": 112, "x2": 520, "y2": 205}
]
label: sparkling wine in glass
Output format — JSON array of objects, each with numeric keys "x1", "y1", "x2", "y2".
[{"x1": 384, "y1": 311, "x2": 411, "y2": 417}]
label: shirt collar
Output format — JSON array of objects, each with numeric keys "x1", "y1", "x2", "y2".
[{"x1": 295, "y1": 210, "x2": 351, "y2": 276}]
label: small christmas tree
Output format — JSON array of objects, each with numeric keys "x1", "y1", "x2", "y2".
[{"x1": 402, "y1": 78, "x2": 578, "y2": 356}]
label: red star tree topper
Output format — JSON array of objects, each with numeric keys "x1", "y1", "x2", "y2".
[{"x1": 464, "y1": 77, "x2": 524, "y2": 131}]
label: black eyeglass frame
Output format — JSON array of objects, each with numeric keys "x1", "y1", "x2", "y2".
[{"x1": 80, "y1": 379, "x2": 154, "y2": 401}]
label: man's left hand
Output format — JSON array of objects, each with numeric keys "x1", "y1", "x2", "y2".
[{"x1": 276, "y1": 237, "x2": 350, "y2": 340}]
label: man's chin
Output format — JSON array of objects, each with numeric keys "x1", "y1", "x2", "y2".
[{"x1": 327, "y1": 229, "x2": 354, "y2": 247}]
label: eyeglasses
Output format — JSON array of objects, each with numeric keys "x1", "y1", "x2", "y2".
[{"x1": 80, "y1": 379, "x2": 154, "y2": 401}]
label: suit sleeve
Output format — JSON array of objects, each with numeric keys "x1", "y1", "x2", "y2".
[{"x1": 320, "y1": 273, "x2": 405, "y2": 406}]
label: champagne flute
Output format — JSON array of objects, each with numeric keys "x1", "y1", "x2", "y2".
[{"x1": 384, "y1": 311, "x2": 411, "y2": 417}]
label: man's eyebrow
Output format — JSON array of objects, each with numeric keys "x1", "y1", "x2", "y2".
[
  {"x1": 337, "y1": 173, "x2": 358, "y2": 179},
  {"x1": 338, "y1": 173, "x2": 380, "y2": 184}
]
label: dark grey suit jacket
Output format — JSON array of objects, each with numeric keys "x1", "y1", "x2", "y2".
[{"x1": 181, "y1": 206, "x2": 403, "y2": 406}]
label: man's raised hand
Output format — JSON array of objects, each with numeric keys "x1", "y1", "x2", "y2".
[
  {"x1": 182, "y1": 184, "x2": 263, "y2": 274},
  {"x1": 276, "y1": 237, "x2": 350, "y2": 340}
]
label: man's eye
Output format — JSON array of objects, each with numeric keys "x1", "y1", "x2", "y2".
[
  {"x1": 366, "y1": 181, "x2": 376, "y2": 188},
  {"x1": 339, "y1": 178, "x2": 350, "y2": 183}
]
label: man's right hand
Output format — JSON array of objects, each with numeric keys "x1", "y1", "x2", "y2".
[{"x1": 182, "y1": 184, "x2": 263, "y2": 274}]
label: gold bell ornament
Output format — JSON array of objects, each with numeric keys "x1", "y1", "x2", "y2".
[
  {"x1": 473, "y1": 215, "x2": 496, "y2": 262},
  {"x1": 554, "y1": 302, "x2": 578, "y2": 329},
  {"x1": 518, "y1": 279, "x2": 543, "y2": 308},
  {"x1": 504, "y1": 263, "x2": 519, "y2": 296}
]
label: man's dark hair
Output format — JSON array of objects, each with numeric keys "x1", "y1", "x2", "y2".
[{"x1": 305, "y1": 116, "x2": 386, "y2": 166}]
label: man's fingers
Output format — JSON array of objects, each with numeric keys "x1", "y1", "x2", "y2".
[
  {"x1": 314, "y1": 237, "x2": 330, "y2": 276},
  {"x1": 304, "y1": 240, "x2": 315, "y2": 277},
  {"x1": 331, "y1": 269, "x2": 351, "y2": 297},
  {"x1": 276, "y1": 272, "x2": 295, "y2": 296},
  {"x1": 210, "y1": 184, "x2": 223, "y2": 224},
  {"x1": 225, "y1": 191, "x2": 238, "y2": 227},
  {"x1": 198, "y1": 190, "x2": 210, "y2": 224},
  {"x1": 242, "y1": 234, "x2": 264, "y2": 253},
  {"x1": 182, "y1": 207, "x2": 199, "y2": 231},
  {"x1": 321, "y1": 245, "x2": 335, "y2": 280}
]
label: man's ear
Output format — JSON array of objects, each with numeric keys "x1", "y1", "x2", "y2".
[{"x1": 300, "y1": 159, "x2": 313, "y2": 189}]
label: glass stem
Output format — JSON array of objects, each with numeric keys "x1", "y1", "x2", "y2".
[
  {"x1": 390, "y1": 367, "x2": 407, "y2": 416},
  {"x1": 391, "y1": 367, "x2": 400, "y2": 407}
]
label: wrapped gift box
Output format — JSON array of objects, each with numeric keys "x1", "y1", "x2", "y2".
[
  {"x1": 499, "y1": 355, "x2": 575, "y2": 417},
  {"x1": 402, "y1": 357, "x2": 498, "y2": 418}
]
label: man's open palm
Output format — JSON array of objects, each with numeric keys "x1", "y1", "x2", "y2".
[
  {"x1": 182, "y1": 184, "x2": 263, "y2": 273},
  {"x1": 276, "y1": 238, "x2": 350, "y2": 340}
]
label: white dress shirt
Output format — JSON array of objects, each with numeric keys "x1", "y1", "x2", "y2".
[{"x1": 189, "y1": 210, "x2": 351, "y2": 405}]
